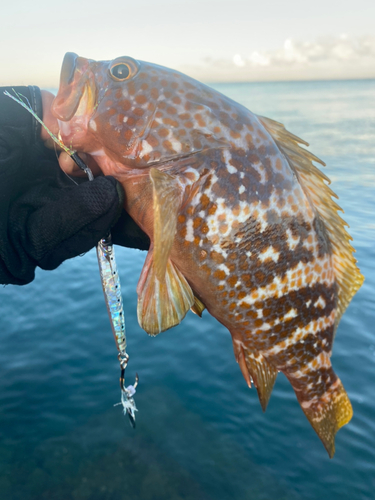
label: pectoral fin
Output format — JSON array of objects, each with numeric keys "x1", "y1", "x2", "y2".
[
  {"x1": 137, "y1": 168, "x2": 193, "y2": 335},
  {"x1": 150, "y1": 167, "x2": 183, "y2": 282},
  {"x1": 137, "y1": 250, "x2": 194, "y2": 335}
]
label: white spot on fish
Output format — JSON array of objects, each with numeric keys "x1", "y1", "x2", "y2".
[
  {"x1": 239, "y1": 185, "x2": 245, "y2": 194},
  {"x1": 286, "y1": 228, "x2": 300, "y2": 250},
  {"x1": 283, "y1": 308, "x2": 298, "y2": 321},
  {"x1": 258, "y1": 322, "x2": 272, "y2": 331},
  {"x1": 218, "y1": 263, "x2": 230, "y2": 275},
  {"x1": 203, "y1": 173, "x2": 218, "y2": 199},
  {"x1": 258, "y1": 213, "x2": 268, "y2": 233},
  {"x1": 223, "y1": 150, "x2": 237, "y2": 174},
  {"x1": 139, "y1": 140, "x2": 153, "y2": 159},
  {"x1": 170, "y1": 138, "x2": 182, "y2": 153},
  {"x1": 186, "y1": 219, "x2": 194, "y2": 242},
  {"x1": 183, "y1": 167, "x2": 200, "y2": 184},
  {"x1": 314, "y1": 296, "x2": 326, "y2": 309},
  {"x1": 301, "y1": 399, "x2": 318, "y2": 409},
  {"x1": 258, "y1": 246, "x2": 280, "y2": 263},
  {"x1": 257, "y1": 164, "x2": 268, "y2": 184}
]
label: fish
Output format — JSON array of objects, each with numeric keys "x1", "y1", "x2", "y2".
[{"x1": 52, "y1": 52, "x2": 364, "y2": 457}]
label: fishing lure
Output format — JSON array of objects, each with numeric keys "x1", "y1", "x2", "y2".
[
  {"x1": 96, "y1": 234, "x2": 139, "y2": 426},
  {"x1": 4, "y1": 89, "x2": 139, "y2": 426}
]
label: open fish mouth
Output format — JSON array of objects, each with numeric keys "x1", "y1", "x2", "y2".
[
  {"x1": 57, "y1": 82, "x2": 97, "y2": 138},
  {"x1": 75, "y1": 80, "x2": 96, "y2": 118},
  {"x1": 52, "y1": 52, "x2": 97, "y2": 140}
]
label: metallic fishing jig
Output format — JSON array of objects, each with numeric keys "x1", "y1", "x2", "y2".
[{"x1": 96, "y1": 234, "x2": 139, "y2": 427}]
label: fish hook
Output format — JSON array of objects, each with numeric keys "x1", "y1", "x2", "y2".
[{"x1": 116, "y1": 352, "x2": 139, "y2": 427}]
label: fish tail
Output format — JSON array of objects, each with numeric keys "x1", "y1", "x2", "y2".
[{"x1": 285, "y1": 358, "x2": 352, "y2": 458}]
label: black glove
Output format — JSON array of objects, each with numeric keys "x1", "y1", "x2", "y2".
[{"x1": 0, "y1": 86, "x2": 149, "y2": 286}]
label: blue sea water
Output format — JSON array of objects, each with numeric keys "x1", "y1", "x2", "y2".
[{"x1": 0, "y1": 79, "x2": 374, "y2": 500}]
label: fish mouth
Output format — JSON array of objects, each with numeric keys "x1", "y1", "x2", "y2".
[{"x1": 52, "y1": 52, "x2": 97, "y2": 144}]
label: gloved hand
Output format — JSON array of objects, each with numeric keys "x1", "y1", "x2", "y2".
[{"x1": 0, "y1": 86, "x2": 149, "y2": 285}]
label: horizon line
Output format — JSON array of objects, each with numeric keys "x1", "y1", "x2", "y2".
[
  {"x1": 2, "y1": 75, "x2": 374, "y2": 90},
  {"x1": 205, "y1": 76, "x2": 375, "y2": 86}
]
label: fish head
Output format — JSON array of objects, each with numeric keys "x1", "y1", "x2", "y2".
[{"x1": 53, "y1": 53, "x2": 231, "y2": 171}]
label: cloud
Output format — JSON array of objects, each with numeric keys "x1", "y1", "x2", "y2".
[
  {"x1": 181, "y1": 34, "x2": 375, "y2": 82},
  {"x1": 237, "y1": 34, "x2": 375, "y2": 68},
  {"x1": 233, "y1": 54, "x2": 246, "y2": 67}
]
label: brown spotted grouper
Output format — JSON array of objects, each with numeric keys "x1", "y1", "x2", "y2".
[{"x1": 52, "y1": 53, "x2": 364, "y2": 457}]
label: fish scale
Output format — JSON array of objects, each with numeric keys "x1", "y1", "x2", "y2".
[{"x1": 52, "y1": 52, "x2": 363, "y2": 457}]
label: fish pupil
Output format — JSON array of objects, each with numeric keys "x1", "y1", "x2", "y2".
[{"x1": 111, "y1": 63, "x2": 130, "y2": 80}]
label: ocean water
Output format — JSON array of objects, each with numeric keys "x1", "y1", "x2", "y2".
[{"x1": 0, "y1": 79, "x2": 374, "y2": 500}]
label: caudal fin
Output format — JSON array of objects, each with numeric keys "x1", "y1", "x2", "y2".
[{"x1": 286, "y1": 366, "x2": 352, "y2": 458}]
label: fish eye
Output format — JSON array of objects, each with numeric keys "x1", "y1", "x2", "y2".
[{"x1": 110, "y1": 63, "x2": 131, "y2": 81}]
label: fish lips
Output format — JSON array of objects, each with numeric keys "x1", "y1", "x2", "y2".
[{"x1": 52, "y1": 52, "x2": 96, "y2": 123}]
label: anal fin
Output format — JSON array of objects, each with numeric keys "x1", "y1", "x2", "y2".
[
  {"x1": 137, "y1": 251, "x2": 194, "y2": 335},
  {"x1": 234, "y1": 340, "x2": 278, "y2": 411}
]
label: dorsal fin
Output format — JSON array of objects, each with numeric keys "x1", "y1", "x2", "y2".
[{"x1": 258, "y1": 115, "x2": 364, "y2": 327}]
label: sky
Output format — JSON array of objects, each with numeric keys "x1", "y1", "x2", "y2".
[{"x1": 1, "y1": 0, "x2": 374, "y2": 86}]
